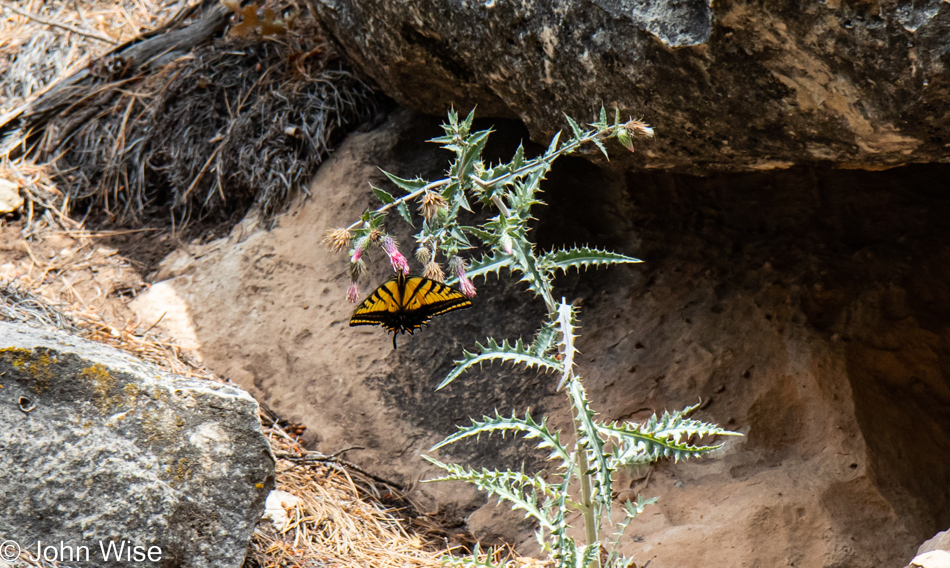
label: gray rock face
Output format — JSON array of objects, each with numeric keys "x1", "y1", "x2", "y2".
[
  {"x1": 310, "y1": 0, "x2": 950, "y2": 173},
  {"x1": 0, "y1": 322, "x2": 274, "y2": 568}
]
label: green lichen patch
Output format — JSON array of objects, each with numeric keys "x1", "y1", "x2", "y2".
[
  {"x1": 0, "y1": 347, "x2": 56, "y2": 392},
  {"x1": 169, "y1": 457, "x2": 193, "y2": 486},
  {"x1": 82, "y1": 363, "x2": 121, "y2": 413}
]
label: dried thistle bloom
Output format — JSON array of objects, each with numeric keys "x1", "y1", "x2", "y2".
[
  {"x1": 449, "y1": 255, "x2": 476, "y2": 298},
  {"x1": 323, "y1": 228, "x2": 351, "y2": 252},
  {"x1": 624, "y1": 119, "x2": 655, "y2": 139},
  {"x1": 423, "y1": 261, "x2": 445, "y2": 283},
  {"x1": 415, "y1": 246, "x2": 431, "y2": 265},
  {"x1": 368, "y1": 227, "x2": 385, "y2": 244},
  {"x1": 381, "y1": 236, "x2": 410, "y2": 274},
  {"x1": 419, "y1": 190, "x2": 448, "y2": 220},
  {"x1": 346, "y1": 280, "x2": 361, "y2": 303}
]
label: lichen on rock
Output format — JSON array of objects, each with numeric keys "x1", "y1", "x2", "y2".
[{"x1": 0, "y1": 322, "x2": 274, "y2": 568}]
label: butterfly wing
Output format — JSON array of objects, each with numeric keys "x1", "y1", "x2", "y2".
[
  {"x1": 399, "y1": 276, "x2": 472, "y2": 331},
  {"x1": 350, "y1": 276, "x2": 404, "y2": 331},
  {"x1": 349, "y1": 274, "x2": 472, "y2": 335}
]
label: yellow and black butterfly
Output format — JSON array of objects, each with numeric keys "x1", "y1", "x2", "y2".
[{"x1": 350, "y1": 272, "x2": 473, "y2": 348}]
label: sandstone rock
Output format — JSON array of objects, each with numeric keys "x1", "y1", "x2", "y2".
[
  {"x1": 915, "y1": 530, "x2": 950, "y2": 564},
  {"x1": 262, "y1": 490, "x2": 303, "y2": 532},
  {"x1": 310, "y1": 0, "x2": 950, "y2": 173},
  {"x1": 0, "y1": 179, "x2": 23, "y2": 214},
  {"x1": 0, "y1": 321, "x2": 274, "y2": 568},
  {"x1": 909, "y1": 551, "x2": 950, "y2": 568},
  {"x1": 130, "y1": 281, "x2": 203, "y2": 354},
  {"x1": 919, "y1": 530, "x2": 950, "y2": 554}
]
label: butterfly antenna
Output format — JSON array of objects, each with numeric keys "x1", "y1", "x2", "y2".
[{"x1": 392, "y1": 333, "x2": 398, "y2": 350}]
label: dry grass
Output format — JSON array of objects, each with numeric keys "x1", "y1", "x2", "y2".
[
  {"x1": 2, "y1": 0, "x2": 376, "y2": 229},
  {"x1": 0, "y1": 227, "x2": 210, "y2": 378},
  {"x1": 0, "y1": 0, "x2": 195, "y2": 116},
  {"x1": 1, "y1": 0, "x2": 195, "y2": 234},
  {"x1": 250, "y1": 423, "x2": 446, "y2": 568},
  {"x1": 252, "y1": 420, "x2": 550, "y2": 568}
]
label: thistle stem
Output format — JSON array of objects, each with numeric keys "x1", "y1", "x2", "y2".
[
  {"x1": 345, "y1": 178, "x2": 450, "y2": 231},
  {"x1": 491, "y1": 194, "x2": 511, "y2": 218},
  {"x1": 574, "y1": 432, "x2": 601, "y2": 568}
]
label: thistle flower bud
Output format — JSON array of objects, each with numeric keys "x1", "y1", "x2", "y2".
[
  {"x1": 423, "y1": 261, "x2": 445, "y2": 283},
  {"x1": 381, "y1": 236, "x2": 410, "y2": 274},
  {"x1": 449, "y1": 256, "x2": 476, "y2": 298},
  {"x1": 323, "y1": 227, "x2": 351, "y2": 252},
  {"x1": 415, "y1": 246, "x2": 432, "y2": 265},
  {"x1": 419, "y1": 190, "x2": 448, "y2": 220},
  {"x1": 616, "y1": 127, "x2": 635, "y2": 152},
  {"x1": 500, "y1": 233, "x2": 513, "y2": 255},
  {"x1": 346, "y1": 280, "x2": 361, "y2": 303}
]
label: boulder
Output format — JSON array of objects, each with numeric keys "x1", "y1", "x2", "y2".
[
  {"x1": 919, "y1": 531, "x2": 950, "y2": 556},
  {"x1": 309, "y1": 0, "x2": 950, "y2": 173},
  {"x1": 0, "y1": 321, "x2": 274, "y2": 568}
]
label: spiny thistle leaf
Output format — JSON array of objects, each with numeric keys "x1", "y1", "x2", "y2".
[
  {"x1": 512, "y1": 241, "x2": 556, "y2": 308},
  {"x1": 447, "y1": 251, "x2": 512, "y2": 285},
  {"x1": 646, "y1": 403, "x2": 742, "y2": 440},
  {"x1": 422, "y1": 457, "x2": 556, "y2": 530},
  {"x1": 556, "y1": 301, "x2": 578, "y2": 391},
  {"x1": 568, "y1": 378, "x2": 613, "y2": 510},
  {"x1": 371, "y1": 184, "x2": 395, "y2": 204},
  {"x1": 598, "y1": 406, "x2": 740, "y2": 464},
  {"x1": 512, "y1": 144, "x2": 525, "y2": 170},
  {"x1": 429, "y1": 410, "x2": 572, "y2": 468},
  {"x1": 545, "y1": 130, "x2": 561, "y2": 156},
  {"x1": 539, "y1": 246, "x2": 642, "y2": 276},
  {"x1": 380, "y1": 170, "x2": 427, "y2": 193},
  {"x1": 565, "y1": 114, "x2": 585, "y2": 141},
  {"x1": 532, "y1": 319, "x2": 559, "y2": 356},
  {"x1": 608, "y1": 495, "x2": 658, "y2": 552},
  {"x1": 457, "y1": 129, "x2": 492, "y2": 182},
  {"x1": 395, "y1": 200, "x2": 414, "y2": 227},
  {"x1": 461, "y1": 107, "x2": 476, "y2": 134},
  {"x1": 592, "y1": 136, "x2": 610, "y2": 160},
  {"x1": 441, "y1": 543, "x2": 514, "y2": 568},
  {"x1": 461, "y1": 225, "x2": 495, "y2": 242},
  {"x1": 437, "y1": 338, "x2": 562, "y2": 390}
]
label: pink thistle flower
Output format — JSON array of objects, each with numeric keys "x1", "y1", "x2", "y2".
[
  {"x1": 382, "y1": 236, "x2": 410, "y2": 274},
  {"x1": 458, "y1": 275, "x2": 477, "y2": 298},
  {"x1": 350, "y1": 237, "x2": 368, "y2": 264},
  {"x1": 346, "y1": 280, "x2": 361, "y2": 303},
  {"x1": 450, "y1": 256, "x2": 477, "y2": 298}
]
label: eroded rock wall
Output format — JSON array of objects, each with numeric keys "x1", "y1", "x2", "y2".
[{"x1": 310, "y1": 0, "x2": 950, "y2": 173}]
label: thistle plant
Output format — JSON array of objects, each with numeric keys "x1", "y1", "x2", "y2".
[{"x1": 326, "y1": 109, "x2": 739, "y2": 567}]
